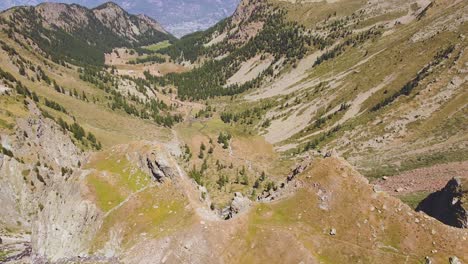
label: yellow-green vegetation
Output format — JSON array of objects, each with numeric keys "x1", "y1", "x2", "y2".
[
  {"x1": 0, "y1": 31, "x2": 173, "y2": 148},
  {"x1": 398, "y1": 191, "x2": 430, "y2": 209},
  {"x1": 0, "y1": 95, "x2": 28, "y2": 133},
  {"x1": 270, "y1": 2, "x2": 468, "y2": 180},
  {"x1": 176, "y1": 117, "x2": 292, "y2": 207},
  {"x1": 142, "y1": 40, "x2": 172, "y2": 52},
  {"x1": 269, "y1": 0, "x2": 366, "y2": 28},
  {"x1": 84, "y1": 147, "x2": 196, "y2": 251},
  {"x1": 224, "y1": 158, "x2": 467, "y2": 263},
  {"x1": 0, "y1": 250, "x2": 12, "y2": 262},
  {"x1": 355, "y1": 10, "x2": 406, "y2": 29},
  {"x1": 86, "y1": 173, "x2": 126, "y2": 212},
  {"x1": 91, "y1": 183, "x2": 194, "y2": 252},
  {"x1": 85, "y1": 152, "x2": 151, "y2": 212}
]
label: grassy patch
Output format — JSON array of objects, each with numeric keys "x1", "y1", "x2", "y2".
[
  {"x1": 355, "y1": 10, "x2": 406, "y2": 29},
  {"x1": 85, "y1": 153, "x2": 152, "y2": 212},
  {"x1": 0, "y1": 250, "x2": 12, "y2": 262},
  {"x1": 87, "y1": 173, "x2": 126, "y2": 212},
  {"x1": 361, "y1": 148, "x2": 468, "y2": 179},
  {"x1": 91, "y1": 184, "x2": 194, "y2": 251},
  {"x1": 142, "y1": 40, "x2": 172, "y2": 52},
  {"x1": 398, "y1": 191, "x2": 430, "y2": 209}
]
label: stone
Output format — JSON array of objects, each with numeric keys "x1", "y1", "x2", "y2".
[
  {"x1": 222, "y1": 192, "x2": 252, "y2": 219},
  {"x1": 424, "y1": 256, "x2": 432, "y2": 264},
  {"x1": 329, "y1": 228, "x2": 336, "y2": 236},
  {"x1": 449, "y1": 256, "x2": 461, "y2": 264},
  {"x1": 416, "y1": 177, "x2": 467, "y2": 228}
]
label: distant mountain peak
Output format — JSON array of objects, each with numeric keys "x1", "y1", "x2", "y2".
[
  {"x1": 93, "y1": 1, "x2": 125, "y2": 11},
  {"x1": 0, "y1": 0, "x2": 241, "y2": 38},
  {"x1": 0, "y1": 1, "x2": 174, "y2": 64}
]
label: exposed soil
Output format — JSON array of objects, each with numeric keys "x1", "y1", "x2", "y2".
[{"x1": 373, "y1": 161, "x2": 468, "y2": 195}]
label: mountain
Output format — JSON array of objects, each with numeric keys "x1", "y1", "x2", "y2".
[
  {"x1": 0, "y1": 0, "x2": 240, "y2": 37},
  {"x1": 0, "y1": 0, "x2": 467, "y2": 262},
  {"x1": 0, "y1": 1, "x2": 174, "y2": 65}
]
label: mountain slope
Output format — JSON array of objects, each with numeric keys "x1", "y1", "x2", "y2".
[
  {"x1": 0, "y1": 0, "x2": 240, "y2": 38},
  {"x1": 0, "y1": 0, "x2": 467, "y2": 262},
  {"x1": 123, "y1": 0, "x2": 468, "y2": 229},
  {"x1": 157, "y1": 0, "x2": 467, "y2": 177},
  {"x1": 0, "y1": 1, "x2": 174, "y2": 65}
]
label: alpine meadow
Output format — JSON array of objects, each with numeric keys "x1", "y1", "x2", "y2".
[{"x1": 0, "y1": 0, "x2": 467, "y2": 263}]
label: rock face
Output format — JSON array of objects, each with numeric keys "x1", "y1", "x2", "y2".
[
  {"x1": 34, "y1": 2, "x2": 170, "y2": 41},
  {"x1": 0, "y1": 102, "x2": 101, "y2": 262},
  {"x1": 131, "y1": 145, "x2": 179, "y2": 182},
  {"x1": 221, "y1": 192, "x2": 252, "y2": 219},
  {"x1": 416, "y1": 177, "x2": 467, "y2": 228},
  {"x1": 93, "y1": 2, "x2": 169, "y2": 39}
]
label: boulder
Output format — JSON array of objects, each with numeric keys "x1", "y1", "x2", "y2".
[
  {"x1": 222, "y1": 192, "x2": 252, "y2": 219},
  {"x1": 424, "y1": 256, "x2": 432, "y2": 264},
  {"x1": 416, "y1": 177, "x2": 467, "y2": 228},
  {"x1": 449, "y1": 256, "x2": 461, "y2": 264}
]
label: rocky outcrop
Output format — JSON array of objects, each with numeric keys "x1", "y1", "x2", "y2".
[
  {"x1": 416, "y1": 177, "x2": 467, "y2": 228},
  {"x1": 31, "y1": 2, "x2": 170, "y2": 41},
  {"x1": 132, "y1": 146, "x2": 179, "y2": 182},
  {"x1": 93, "y1": 2, "x2": 170, "y2": 41},
  {"x1": 257, "y1": 158, "x2": 311, "y2": 202},
  {"x1": 0, "y1": 101, "x2": 101, "y2": 262},
  {"x1": 221, "y1": 192, "x2": 252, "y2": 219}
]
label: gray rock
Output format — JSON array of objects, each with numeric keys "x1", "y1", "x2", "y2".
[
  {"x1": 222, "y1": 192, "x2": 252, "y2": 219},
  {"x1": 424, "y1": 256, "x2": 432, "y2": 264},
  {"x1": 231, "y1": 192, "x2": 251, "y2": 215},
  {"x1": 449, "y1": 256, "x2": 461, "y2": 264},
  {"x1": 416, "y1": 177, "x2": 467, "y2": 228}
]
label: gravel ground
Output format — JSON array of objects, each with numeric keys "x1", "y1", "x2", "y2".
[{"x1": 373, "y1": 161, "x2": 468, "y2": 195}]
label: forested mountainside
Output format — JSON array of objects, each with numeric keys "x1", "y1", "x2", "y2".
[
  {"x1": 0, "y1": 2, "x2": 174, "y2": 65},
  {"x1": 0, "y1": 0, "x2": 240, "y2": 38},
  {"x1": 0, "y1": 0, "x2": 466, "y2": 263}
]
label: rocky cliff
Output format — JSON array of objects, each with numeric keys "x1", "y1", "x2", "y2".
[{"x1": 417, "y1": 177, "x2": 467, "y2": 228}]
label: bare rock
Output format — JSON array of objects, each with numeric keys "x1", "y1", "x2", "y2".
[
  {"x1": 449, "y1": 256, "x2": 461, "y2": 264},
  {"x1": 222, "y1": 192, "x2": 252, "y2": 219},
  {"x1": 137, "y1": 148, "x2": 178, "y2": 182},
  {"x1": 416, "y1": 177, "x2": 467, "y2": 228},
  {"x1": 424, "y1": 256, "x2": 432, "y2": 264}
]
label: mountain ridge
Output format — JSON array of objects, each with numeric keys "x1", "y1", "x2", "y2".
[
  {"x1": 0, "y1": 0, "x2": 240, "y2": 37},
  {"x1": 0, "y1": 1, "x2": 174, "y2": 65},
  {"x1": 0, "y1": 0, "x2": 466, "y2": 262}
]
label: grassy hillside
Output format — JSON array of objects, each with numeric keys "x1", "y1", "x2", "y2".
[{"x1": 0, "y1": 0, "x2": 466, "y2": 262}]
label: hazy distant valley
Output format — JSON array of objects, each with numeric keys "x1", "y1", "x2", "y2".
[{"x1": 0, "y1": 0, "x2": 467, "y2": 263}]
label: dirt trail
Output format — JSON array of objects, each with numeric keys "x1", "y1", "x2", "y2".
[{"x1": 103, "y1": 183, "x2": 157, "y2": 218}]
